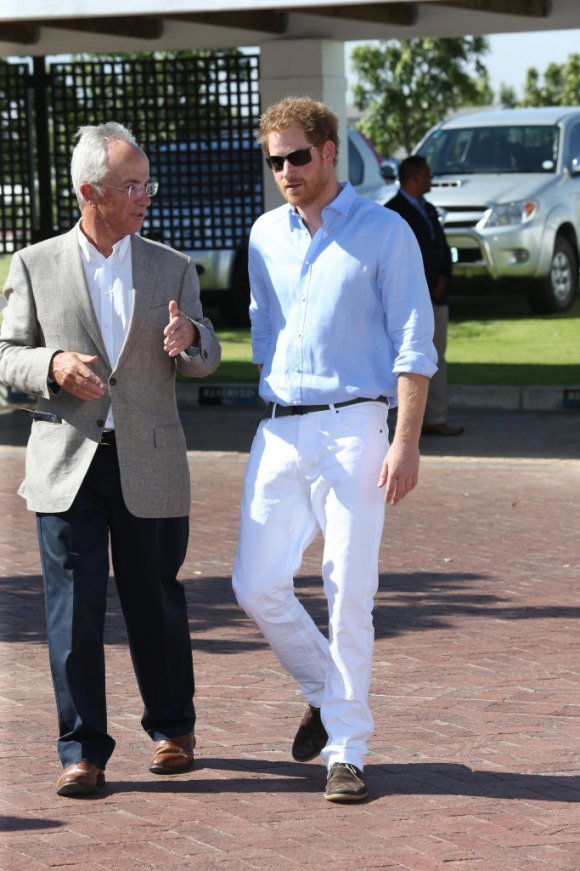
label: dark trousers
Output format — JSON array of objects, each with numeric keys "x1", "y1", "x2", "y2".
[{"x1": 36, "y1": 444, "x2": 195, "y2": 768}]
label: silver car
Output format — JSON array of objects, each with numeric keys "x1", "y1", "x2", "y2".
[{"x1": 414, "y1": 107, "x2": 580, "y2": 313}]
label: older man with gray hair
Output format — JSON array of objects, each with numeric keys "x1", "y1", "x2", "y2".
[{"x1": 0, "y1": 122, "x2": 221, "y2": 796}]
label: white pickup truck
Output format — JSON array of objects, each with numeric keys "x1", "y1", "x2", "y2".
[{"x1": 413, "y1": 106, "x2": 580, "y2": 313}]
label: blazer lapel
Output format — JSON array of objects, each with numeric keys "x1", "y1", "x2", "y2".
[
  {"x1": 55, "y1": 228, "x2": 110, "y2": 365},
  {"x1": 115, "y1": 235, "x2": 158, "y2": 365}
]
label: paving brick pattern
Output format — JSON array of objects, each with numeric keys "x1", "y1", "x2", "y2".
[{"x1": 1, "y1": 408, "x2": 579, "y2": 870}]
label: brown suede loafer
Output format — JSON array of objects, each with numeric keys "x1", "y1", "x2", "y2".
[
  {"x1": 149, "y1": 732, "x2": 196, "y2": 774},
  {"x1": 56, "y1": 761, "x2": 105, "y2": 797},
  {"x1": 325, "y1": 763, "x2": 368, "y2": 802},
  {"x1": 292, "y1": 704, "x2": 328, "y2": 762}
]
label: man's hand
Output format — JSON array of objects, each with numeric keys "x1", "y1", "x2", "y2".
[
  {"x1": 378, "y1": 441, "x2": 420, "y2": 505},
  {"x1": 163, "y1": 300, "x2": 197, "y2": 358},
  {"x1": 50, "y1": 352, "x2": 105, "y2": 400}
]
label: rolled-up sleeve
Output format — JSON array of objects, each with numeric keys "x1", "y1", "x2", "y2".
[{"x1": 379, "y1": 216, "x2": 438, "y2": 379}]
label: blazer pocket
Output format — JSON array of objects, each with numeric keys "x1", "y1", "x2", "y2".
[{"x1": 154, "y1": 423, "x2": 186, "y2": 449}]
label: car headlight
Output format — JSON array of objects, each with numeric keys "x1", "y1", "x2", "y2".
[{"x1": 479, "y1": 200, "x2": 538, "y2": 228}]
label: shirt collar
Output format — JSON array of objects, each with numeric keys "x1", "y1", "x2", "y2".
[
  {"x1": 400, "y1": 189, "x2": 424, "y2": 208},
  {"x1": 77, "y1": 221, "x2": 131, "y2": 263},
  {"x1": 287, "y1": 181, "x2": 355, "y2": 229}
]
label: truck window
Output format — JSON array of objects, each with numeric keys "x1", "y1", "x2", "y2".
[
  {"x1": 419, "y1": 125, "x2": 559, "y2": 175},
  {"x1": 568, "y1": 123, "x2": 580, "y2": 162},
  {"x1": 348, "y1": 137, "x2": 364, "y2": 186}
]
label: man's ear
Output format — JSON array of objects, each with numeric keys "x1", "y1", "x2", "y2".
[
  {"x1": 79, "y1": 182, "x2": 98, "y2": 205},
  {"x1": 322, "y1": 140, "x2": 336, "y2": 165}
]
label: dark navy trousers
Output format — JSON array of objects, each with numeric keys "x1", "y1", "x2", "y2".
[{"x1": 36, "y1": 443, "x2": 195, "y2": 768}]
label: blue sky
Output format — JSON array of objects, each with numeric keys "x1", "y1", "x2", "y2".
[
  {"x1": 485, "y1": 29, "x2": 580, "y2": 94},
  {"x1": 346, "y1": 29, "x2": 580, "y2": 100}
]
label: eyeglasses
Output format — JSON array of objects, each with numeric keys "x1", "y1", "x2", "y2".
[
  {"x1": 98, "y1": 182, "x2": 159, "y2": 199},
  {"x1": 265, "y1": 146, "x2": 315, "y2": 173}
]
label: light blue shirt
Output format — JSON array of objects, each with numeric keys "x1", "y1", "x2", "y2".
[{"x1": 249, "y1": 182, "x2": 437, "y2": 407}]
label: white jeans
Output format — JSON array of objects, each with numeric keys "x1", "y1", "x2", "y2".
[{"x1": 233, "y1": 401, "x2": 389, "y2": 771}]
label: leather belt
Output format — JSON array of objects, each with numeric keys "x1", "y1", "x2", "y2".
[
  {"x1": 265, "y1": 396, "x2": 388, "y2": 418},
  {"x1": 99, "y1": 430, "x2": 116, "y2": 446}
]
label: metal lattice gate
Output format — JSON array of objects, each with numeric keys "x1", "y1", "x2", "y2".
[
  {"x1": 0, "y1": 60, "x2": 35, "y2": 252},
  {"x1": 0, "y1": 52, "x2": 262, "y2": 256}
]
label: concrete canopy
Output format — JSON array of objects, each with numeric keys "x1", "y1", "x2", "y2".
[{"x1": 1, "y1": 0, "x2": 579, "y2": 58}]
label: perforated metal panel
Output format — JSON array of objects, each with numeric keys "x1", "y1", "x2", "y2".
[
  {"x1": 0, "y1": 52, "x2": 262, "y2": 256},
  {"x1": 49, "y1": 53, "x2": 263, "y2": 251},
  {"x1": 0, "y1": 61, "x2": 34, "y2": 254}
]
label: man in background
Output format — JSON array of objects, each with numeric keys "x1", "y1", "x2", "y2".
[{"x1": 387, "y1": 155, "x2": 463, "y2": 437}]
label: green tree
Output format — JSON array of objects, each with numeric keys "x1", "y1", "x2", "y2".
[
  {"x1": 498, "y1": 83, "x2": 518, "y2": 109},
  {"x1": 518, "y1": 53, "x2": 580, "y2": 106},
  {"x1": 351, "y1": 37, "x2": 493, "y2": 156}
]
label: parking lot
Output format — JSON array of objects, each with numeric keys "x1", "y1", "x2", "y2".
[{"x1": 1, "y1": 404, "x2": 579, "y2": 870}]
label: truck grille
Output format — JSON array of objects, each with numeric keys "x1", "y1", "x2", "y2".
[
  {"x1": 440, "y1": 205, "x2": 487, "y2": 229},
  {"x1": 454, "y1": 248, "x2": 482, "y2": 263}
]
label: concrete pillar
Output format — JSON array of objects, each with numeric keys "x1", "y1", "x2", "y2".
[{"x1": 258, "y1": 39, "x2": 347, "y2": 210}]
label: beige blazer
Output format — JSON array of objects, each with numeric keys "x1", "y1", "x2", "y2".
[{"x1": 0, "y1": 228, "x2": 221, "y2": 517}]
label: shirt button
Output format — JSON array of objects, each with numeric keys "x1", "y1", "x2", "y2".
[
  {"x1": 97, "y1": 418, "x2": 105, "y2": 427},
  {"x1": 110, "y1": 377, "x2": 116, "y2": 385}
]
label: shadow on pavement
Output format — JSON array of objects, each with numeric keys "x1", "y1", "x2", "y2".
[
  {"x1": 3, "y1": 571, "x2": 580, "y2": 646},
  {"x1": 72, "y1": 759, "x2": 580, "y2": 803}
]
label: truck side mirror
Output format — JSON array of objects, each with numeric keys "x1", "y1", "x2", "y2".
[{"x1": 379, "y1": 160, "x2": 398, "y2": 183}]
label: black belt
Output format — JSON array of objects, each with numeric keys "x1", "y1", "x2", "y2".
[
  {"x1": 265, "y1": 396, "x2": 388, "y2": 418},
  {"x1": 99, "y1": 430, "x2": 116, "y2": 446}
]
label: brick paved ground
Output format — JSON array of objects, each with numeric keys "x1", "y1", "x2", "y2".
[{"x1": 1, "y1": 407, "x2": 579, "y2": 870}]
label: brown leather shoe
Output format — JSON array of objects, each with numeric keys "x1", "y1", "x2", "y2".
[
  {"x1": 292, "y1": 704, "x2": 328, "y2": 762},
  {"x1": 56, "y1": 761, "x2": 105, "y2": 797},
  {"x1": 325, "y1": 763, "x2": 368, "y2": 802},
  {"x1": 421, "y1": 422, "x2": 464, "y2": 437},
  {"x1": 149, "y1": 732, "x2": 195, "y2": 774}
]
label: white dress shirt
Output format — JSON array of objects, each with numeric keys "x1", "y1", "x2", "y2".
[{"x1": 77, "y1": 224, "x2": 134, "y2": 429}]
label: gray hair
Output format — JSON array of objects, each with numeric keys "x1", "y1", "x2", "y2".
[{"x1": 70, "y1": 122, "x2": 138, "y2": 209}]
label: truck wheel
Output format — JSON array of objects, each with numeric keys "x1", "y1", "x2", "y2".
[{"x1": 527, "y1": 236, "x2": 578, "y2": 314}]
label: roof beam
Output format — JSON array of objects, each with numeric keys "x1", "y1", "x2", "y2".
[
  {"x1": 0, "y1": 16, "x2": 164, "y2": 43},
  {"x1": 297, "y1": 3, "x2": 418, "y2": 26},
  {"x1": 0, "y1": 22, "x2": 40, "y2": 44},
  {"x1": 434, "y1": 0, "x2": 551, "y2": 16},
  {"x1": 43, "y1": 16, "x2": 164, "y2": 39},
  {"x1": 169, "y1": 10, "x2": 289, "y2": 34}
]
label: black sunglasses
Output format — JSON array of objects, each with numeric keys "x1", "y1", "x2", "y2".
[{"x1": 265, "y1": 146, "x2": 315, "y2": 172}]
